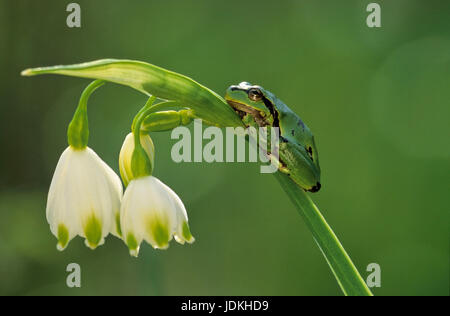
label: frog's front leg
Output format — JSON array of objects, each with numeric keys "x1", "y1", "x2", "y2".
[{"x1": 140, "y1": 109, "x2": 195, "y2": 133}]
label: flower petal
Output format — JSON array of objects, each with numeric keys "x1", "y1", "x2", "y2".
[
  {"x1": 120, "y1": 176, "x2": 180, "y2": 255},
  {"x1": 46, "y1": 147, "x2": 123, "y2": 250},
  {"x1": 161, "y1": 182, "x2": 195, "y2": 244}
]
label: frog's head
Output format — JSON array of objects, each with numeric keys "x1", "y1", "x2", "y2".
[{"x1": 225, "y1": 82, "x2": 276, "y2": 127}]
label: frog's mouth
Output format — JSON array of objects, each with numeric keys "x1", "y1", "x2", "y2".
[{"x1": 226, "y1": 99, "x2": 268, "y2": 127}]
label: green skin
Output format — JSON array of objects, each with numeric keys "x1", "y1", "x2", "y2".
[
  {"x1": 225, "y1": 82, "x2": 321, "y2": 193},
  {"x1": 143, "y1": 83, "x2": 322, "y2": 193},
  {"x1": 22, "y1": 60, "x2": 320, "y2": 192},
  {"x1": 22, "y1": 60, "x2": 375, "y2": 295},
  {"x1": 141, "y1": 82, "x2": 322, "y2": 192}
]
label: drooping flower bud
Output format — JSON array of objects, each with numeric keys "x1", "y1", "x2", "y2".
[{"x1": 119, "y1": 132, "x2": 155, "y2": 187}]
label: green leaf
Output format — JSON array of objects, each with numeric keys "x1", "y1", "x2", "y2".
[
  {"x1": 275, "y1": 172, "x2": 373, "y2": 296},
  {"x1": 22, "y1": 59, "x2": 244, "y2": 128}
]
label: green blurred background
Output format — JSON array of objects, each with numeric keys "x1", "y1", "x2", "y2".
[{"x1": 0, "y1": 0, "x2": 449, "y2": 296}]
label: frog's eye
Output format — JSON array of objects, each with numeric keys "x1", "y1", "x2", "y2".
[{"x1": 248, "y1": 88, "x2": 263, "y2": 102}]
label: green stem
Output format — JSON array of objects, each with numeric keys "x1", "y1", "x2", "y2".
[
  {"x1": 67, "y1": 80, "x2": 105, "y2": 149},
  {"x1": 133, "y1": 96, "x2": 157, "y2": 144},
  {"x1": 131, "y1": 100, "x2": 181, "y2": 133},
  {"x1": 130, "y1": 98, "x2": 185, "y2": 180},
  {"x1": 274, "y1": 172, "x2": 373, "y2": 296},
  {"x1": 130, "y1": 97, "x2": 157, "y2": 178}
]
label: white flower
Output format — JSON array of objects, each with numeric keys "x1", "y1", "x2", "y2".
[
  {"x1": 119, "y1": 133, "x2": 155, "y2": 187},
  {"x1": 46, "y1": 146, "x2": 123, "y2": 251},
  {"x1": 120, "y1": 176, "x2": 194, "y2": 257},
  {"x1": 161, "y1": 181, "x2": 195, "y2": 245}
]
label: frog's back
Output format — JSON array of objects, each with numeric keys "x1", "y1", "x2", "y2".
[{"x1": 263, "y1": 89, "x2": 312, "y2": 146}]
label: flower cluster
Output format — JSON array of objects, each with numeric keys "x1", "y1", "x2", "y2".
[{"x1": 46, "y1": 82, "x2": 194, "y2": 256}]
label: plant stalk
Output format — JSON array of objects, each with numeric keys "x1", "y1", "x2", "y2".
[{"x1": 274, "y1": 172, "x2": 373, "y2": 296}]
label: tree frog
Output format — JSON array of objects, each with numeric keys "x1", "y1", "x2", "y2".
[{"x1": 225, "y1": 82, "x2": 321, "y2": 192}]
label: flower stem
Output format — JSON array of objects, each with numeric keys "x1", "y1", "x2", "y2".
[
  {"x1": 67, "y1": 79, "x2": 105, "y2": 149},
  {"x1": 133, "y1": 96, "x2": 157, "y2": 144},
  {"x1": 131, "y1": 96, "x2": 157, "y2": 178},
  {"x1": 131, "y1": 100, "x2": 181, "y2": 133},
  {"x1": 274, "y1": 172, "x2": 373, "y2": 296}
]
